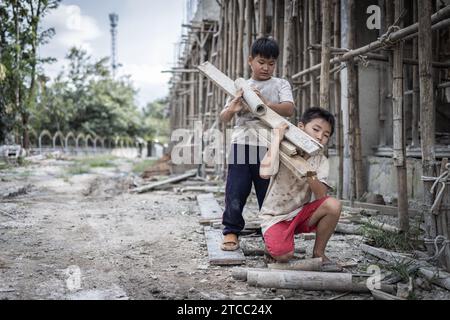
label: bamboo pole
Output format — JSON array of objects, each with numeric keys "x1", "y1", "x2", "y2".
[
  {"x1": 418, "y1": 0, "x2": 437, "y2": 253},
  {"x1": 302, "y1": 0, "x2": 310, "y2": 115},
  {"x1": 258, "y1": 0, "x2": 266, "y2": 37},
  {"x1": 237, "y1": 0, "x2": 245, "y2": 77},
  {"x1": 227, "y1": 1, "x2": 232, "y2": 77},
  {"x1": 392, "y1": 0, "x2": 409, "y2": 233},
  {"x1": 308, "y1": 0, "x2": 318, "y2": 107},
  {"x1": 245, "y1": 0, "x2": 254, "y2": 78},
  {"x1": 320, "y1": 0, "x2": 332, "y2": 110},
  {"x1": 333, "y1": 0, "x2": 343, "y2": 199},
  {"x1": 377, "y1": 0, "x2": 387, "y2": 147},
  {"x1": 282, "y1": 0, "x2": 294, "y2": 79},
  {"x1": 346, "y1": 0, "x2": 364, "y2": 201},
  {"x1": 231, "y1": 0, "x2": 237, "y2": 79}
]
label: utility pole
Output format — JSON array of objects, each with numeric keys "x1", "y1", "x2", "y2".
[{"x1": 109, "y1": 13, "x2": 119, "y2": 78}]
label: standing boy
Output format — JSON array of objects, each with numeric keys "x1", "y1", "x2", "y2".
[
  {"x1": 219, "y1": 37, "x2": 295, "y2": 251},
  {"x1": 260, "y1": 108, "x2": 342, "y2": 266}
]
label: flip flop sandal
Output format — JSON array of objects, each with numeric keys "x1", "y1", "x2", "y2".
[{"x1": 221, "y1": 234, "x2": 240, "y2": 251}]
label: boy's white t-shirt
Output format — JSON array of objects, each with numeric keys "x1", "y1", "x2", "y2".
[{"x1": 224, "y1": 77, "x2": 294, "y2": 147}]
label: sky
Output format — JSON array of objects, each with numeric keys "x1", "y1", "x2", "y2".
[{"x1": 39, "y1": 0, "x2": 186, "y2": 108}]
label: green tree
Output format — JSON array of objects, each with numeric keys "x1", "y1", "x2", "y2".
[{"x1": 0, "y1": 0, "x2": 60, "y2": 146}]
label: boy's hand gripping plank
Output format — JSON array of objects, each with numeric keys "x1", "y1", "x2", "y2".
[{"x1": 197, "y1": 62, "x2": 323, "y2": 156}]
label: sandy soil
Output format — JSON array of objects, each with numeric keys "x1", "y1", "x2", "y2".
[{"x1": 1, "y1": 156, "x2": 449, "y2": 300}]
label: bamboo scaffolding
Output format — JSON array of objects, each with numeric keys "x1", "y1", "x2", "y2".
[{"x1": 291, "y1": 5, "x2": 450, "y2": 80}]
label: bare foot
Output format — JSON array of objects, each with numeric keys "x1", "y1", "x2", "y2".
[{"x1": 313, "y1": 253, "x2": 332, "y2": 264}]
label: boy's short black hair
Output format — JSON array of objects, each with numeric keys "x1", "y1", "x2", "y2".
[
  {"x1": 300, "y1": 107, "x2": 335, "y2": 136},
  {"x1": 251, "y1": 37, "x2": 280, "y2": 60}
]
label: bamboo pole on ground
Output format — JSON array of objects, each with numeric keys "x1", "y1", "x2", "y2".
[
  {"x1": 320, "y1": 0, "x2": 332, "y2": 110},
  {"x1": 392, "y1": 0, "x2": 409, "y2": 233},
  {"x1": 333, "y1": 0, "x2": 343, "y2": 199},
  {"x1": 418, "y1": 0, "x2": 437, "y2": 254}
]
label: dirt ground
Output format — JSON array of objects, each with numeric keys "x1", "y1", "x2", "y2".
[{"x1": 1, "y1": 155, "x2": 450, "y2": 300}]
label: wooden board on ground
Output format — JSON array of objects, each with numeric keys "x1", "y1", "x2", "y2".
[
  {"x1": 130, "y1": 170, "x2": 197, "y2": 194},
  {"x1": 341, "y1": 200, "x2": 419, "y2": 217},
  {"x1": 197, "y1": 193, "x2": 223, "y2": 225},
  {"x1": 204, "y1": 228, "x2": 246, "y2": 266}
]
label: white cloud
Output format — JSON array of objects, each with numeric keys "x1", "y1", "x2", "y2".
[{"x1": 42, "y1": 4, "x2": 102, "y2": 54}]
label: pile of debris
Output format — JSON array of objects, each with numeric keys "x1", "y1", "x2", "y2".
[{"x1": 141, "y1": 154, "x2": 171, "y2": 179}]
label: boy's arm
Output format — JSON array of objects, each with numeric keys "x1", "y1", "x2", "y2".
[
  {"x1": 219, "y1": 90, "x2": 245, "y2": 123},
  {"x1": 260, "y1": 123, "x2": 289, "y2": 179},
  {"x1": 305, "y1": 157, "x2": 330, "y2": 199},
  {"x1": 253, "y1": 82, "x2": 295, "y2": 117},
  {"x1": 306, "y1": 174, "x2": 329, "y2": 199},
  {"x1": 267, "y1": 101, "x2": 295, "y2": 117}
]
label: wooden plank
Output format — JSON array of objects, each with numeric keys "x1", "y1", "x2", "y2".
[
  {"x1": 197, "y1": 193, "x2": 223, "y2": 225},
  {"x1": 178, "y1": 186, "x2": 225, "y2": 194},
  {"x1": 204, "y1": 228, "x2": 246, "y2": 266},
  {"x1": 249, "y1": 122, "x2": 297, "y2": 155},
  {"x1": 247, "y1": 122, "x2": 313, "y2": 180},
  {"x1": 340, "y1": 200, "x2": 419, "y2": 217},
  {"x1": 130, "y1": 170, "x2": 197, "y2": 194},
  {"x1": 197, "y1": 62, "x2": 323, "y2": 156}
]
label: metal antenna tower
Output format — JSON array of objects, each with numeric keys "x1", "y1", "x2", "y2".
[{"x1": 109, "y1": 13, "x2": 119, "y2": 78}]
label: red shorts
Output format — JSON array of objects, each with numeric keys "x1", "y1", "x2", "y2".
[{"x1": 263, "y1": 196, "x2": 330, "y2": 257}]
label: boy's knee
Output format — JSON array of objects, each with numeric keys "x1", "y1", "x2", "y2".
[{"x1": 325, "y1": 197, "x2": 342, "y2": 218}]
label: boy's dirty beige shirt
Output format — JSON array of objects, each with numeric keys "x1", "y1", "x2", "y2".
[{"x1": 259, "y1": 153, "x2": 330, "y2": 234}]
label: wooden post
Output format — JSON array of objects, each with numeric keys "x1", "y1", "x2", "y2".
[
  {"x1": 231, "y1": 0, "x2": 237, "y2": 79},
  {"x1": 392, "y1": 0, "x2": 409, "y2": 233},
  {"x1": 258, "y1": 0, "x2": 267, "y2": 37},
  {"x1": 245, "y1": 0, "x2": 254, "y2": 79},
  {"x1": 282, "y1": 0, "x2": 293, "y2": 79},
  {"x1": 320, "y1": 0, "x2": 332, "y2": 109},
  {"x1": 227, "y1": 1, "x2": 233, "y2": 77},
  {"x1": 377, "y1": 0, "x2": 387, "y2": 147},
  {"x1": 411, "y1": 0, "x2": 420, "y2": 148},
  {"x1": 302, "y1": 0, "x2": 310, "y2": 114},
  {"x1": 237, "y1": 0, "x2": 245, "y2": 77},
  {"x1": 333, "y1": 0, "x2": 343, "y2": 199},
  {"x1": 346, "y1": 0, "x2": 363, "y2": 201},
  {"x1": 418, "y1": 0, "x2": 437, "y2": 253},
  {"x1": 309, "y1": 0, "x2": 318, "y2": 107}
]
